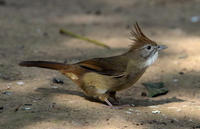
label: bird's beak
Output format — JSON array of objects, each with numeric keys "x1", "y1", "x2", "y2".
[{"x1": 158, "y1": 45, "x2": 167, "y2": 51}]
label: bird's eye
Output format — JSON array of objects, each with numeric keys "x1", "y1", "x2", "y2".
[{"x1": 146, "y1": 45, "x2": 151, "y2": 50}]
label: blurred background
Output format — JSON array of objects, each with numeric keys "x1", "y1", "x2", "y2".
[{"x1": 1, "y1": 0, "x2": 200, "y2": 129}]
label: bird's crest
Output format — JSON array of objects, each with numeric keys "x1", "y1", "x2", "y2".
[{"x1": 129, "y1": 22, "x2": 156, "y2": 50}]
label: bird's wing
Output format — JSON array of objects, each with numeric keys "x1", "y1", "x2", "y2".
[{"x1": 76, "y1": 57, "x2": 127, "y2": 76}]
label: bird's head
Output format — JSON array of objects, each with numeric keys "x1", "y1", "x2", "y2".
[{"x1": 128, "y1": 23, "x2": 167, "y2": 67}]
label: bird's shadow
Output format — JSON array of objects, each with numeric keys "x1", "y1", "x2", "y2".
[
  {"x1": 36, "y1": 88, "x2": 184, "y2": 107},
  {"x1": 119, "y1": 97, "x2": 184, "y2": 107}
]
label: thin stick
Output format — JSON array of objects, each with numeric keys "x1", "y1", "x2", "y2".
[{"x1": 59, "y1": 29, "x2": 110, "y2": 49}]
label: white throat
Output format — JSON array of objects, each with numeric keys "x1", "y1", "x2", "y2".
[{"x1": 145, "y1": 51, "x2": 158, "y2": 67}]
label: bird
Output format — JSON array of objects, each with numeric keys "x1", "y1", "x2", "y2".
[{"x1": 19, "y1": 23, "x2": 167, "y2": 108}]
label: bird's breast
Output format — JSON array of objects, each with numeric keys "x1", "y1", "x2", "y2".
[{"x1": 113, "y1": 69, "x2": 146, "y2": 91}]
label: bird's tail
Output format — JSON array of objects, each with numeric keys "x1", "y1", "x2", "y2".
[{"x1": 19, "y1": 61, "x2": 69, "y2": 70}]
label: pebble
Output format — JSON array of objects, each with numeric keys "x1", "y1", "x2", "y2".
[
  {"x1": 128, "y1": 108, "x2": 134, "y2": 111},
  {"x1": 24, "y1": 107, "x2": 31, "y2": 110},
  {"x1": 190, "y1": 16, "x2": 199, "y2": 23},
  {"x1": 17, "y1": 81, "x2": 24, "y2": 86},
  {"x1": 2, "y1": 91, "x2": 12, "y2": 96},
  {"x1": 141, "y1": 92, "x2": 147, "y2": 96},
  {"x1": 177, "y1": 109, "x2": 182, "y2": 112},
  {"x1": 125, "y1": 111, "x2": 132, "y2": 114},
  {"x1": 32, "y1": 100, "x2": 37, "y2": 103},
  {"x1": 52, "y1": 78, "x2": 64, "y2": 84},
  {"x1": 49, "y1": 103, "x2": 56, "y2": 108},
  {"x1": 36, "y1": 28, "x2": 41, "y2": 33},
  {"x1": 178, "y1": 53, "x2": 188, "y2": 59},
  {"x1": 173, "y1": 79, "x2": 178, "y2": 82},
  {"x1": 130, "y1": 104, "x2": 135, "y2": 107},
  {"x1": 152, "y1": 110, "x2": 161, "y2": 114}
]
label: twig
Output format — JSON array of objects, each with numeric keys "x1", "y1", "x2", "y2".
[{"x1": 59, "y1": 29, "x2": 110, "y2": 49}]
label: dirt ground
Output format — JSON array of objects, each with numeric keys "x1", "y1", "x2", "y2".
[{"x1": 1, "y1": 0, "x2": 200, "y2": 129}]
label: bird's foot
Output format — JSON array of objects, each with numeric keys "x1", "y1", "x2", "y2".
[{"x1": 104, "y1": 98, "x2": 133, "y2": 109}]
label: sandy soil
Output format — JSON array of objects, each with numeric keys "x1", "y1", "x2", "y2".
[{"x1": 1, "y1": 0, "x2": 200, "y2": 129}]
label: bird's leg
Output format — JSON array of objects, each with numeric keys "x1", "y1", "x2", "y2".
[
  {"x1": 99, "y1": 94, "x2": 124, "y2": 109},
  {"x1": 99, "y1": 94, "x2": 112, "y2": 106},
  {"x1": 104, "y1": 98, "x2": 114, "y2": 107},
  {"x1": 98, "y1": 94, "x2": 117, "y2": 109},
  {"x1": 109, "y1": 91, "x2": 133, "y2": 107},
  {"x1": 105, "y1": 97, "x2": 130, "y2": 109}
]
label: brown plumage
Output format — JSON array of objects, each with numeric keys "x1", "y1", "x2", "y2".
[
  {"x1": 19, "y1": 23, "x2": 167, "y2": 108},
  {"x1": 129, "y1": 22, "x2": 157, "y2": 51}
]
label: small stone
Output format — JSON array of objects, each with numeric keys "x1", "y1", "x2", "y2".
[
  {"x1": 128, "y1": 108, "x2": 134, "y2": 111},
  {"x1": 191, "y1": 16, "x2": 199, "y2": 23},
  {"x1": 178, "y1": 53, "x2": 188, "y2": 59},
  {"x1": 36, "y1": 28, "x2": 41, "y2": 33},
  {"x1": 125, "y1": 111, "x2": 132, "y2": 114},
  {"x1": 49, "y1": 103, "x2": 56, "y2": 108},
  {"x1": 177, "y1": 109, "x2": 182, "y2": 112},
  {"x1": 152, "y1": 110, "x2": 161, "y2": 114},
  {"x1": 141, "y1": 92, "x2": 147, "y2": 96},
  {"x1": 32, "y1": 100, "x2": 37, "y2": 103},
  {"x1": 24, "y1": 107, "x2": 31, "y2": 110},
  {"x1": 7, "y1": 85, "x2": 10, "y2": 89},
  {"x1": 17, "y1": 81, "x2": 24, "y2": 86},
  {"x1": 52, "y1": 78, "x2": 64, "y2": 84},
  {"x1": 130, "y1": 104, "x2": 135, "y2": 107},
  {"x1": 173, "y1": 79, "x2": 178, "y2": 82},
  {"x1": 2, "y1": 91, "x2": 12, "y2": 96}
]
